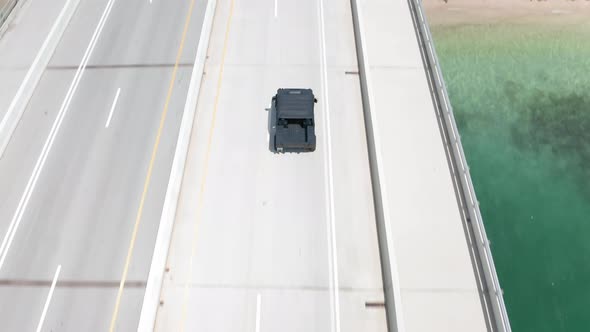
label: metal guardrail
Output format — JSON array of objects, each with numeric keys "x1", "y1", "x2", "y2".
[
  {"x1": 0, "y1": 0, "x2": 18, "y2": 28},
  {"x1": 406, "y1": 0, "x2": 512, "y2": 331}
]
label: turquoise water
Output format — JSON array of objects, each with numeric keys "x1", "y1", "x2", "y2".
[{"x1": 431, "y1": 24, "x2": 590, "y2": 331}]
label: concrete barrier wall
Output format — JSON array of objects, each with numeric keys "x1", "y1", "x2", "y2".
[
  {"x1": 348, "y1": 0, "x2": 402, "y2": 330},
  {"x1": 0, "y1": 0, "x2": 17, "y2": 29},
  {"x1": 137, "y1": 0, "x2": 218, "y2": 330}
]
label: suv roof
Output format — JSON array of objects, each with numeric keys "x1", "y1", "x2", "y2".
[{"x1": 275, "y1": 88, "x2": 315, "y2": 120}]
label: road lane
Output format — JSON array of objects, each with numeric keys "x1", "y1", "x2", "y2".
[
  {"x1": 155, "y1": 0, "x2": 386, "y2": 331},
  {"x1": 0, "y1": 0, "x2": 117, "y2": 273},
  {"x1": 0, "y1": 0, "x2": 206, "y2": 330},
  {"x1": 0, "y1": 69, "x2": 76, "y2": 238}
]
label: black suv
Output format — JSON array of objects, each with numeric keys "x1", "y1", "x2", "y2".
[{"x1": 270, "y1": 88, "x2": 317, "y2": 153}]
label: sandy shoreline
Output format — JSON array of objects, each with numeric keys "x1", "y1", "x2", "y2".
[{"x1": 424, "y1": 0, "x2": 590, "y2": 25}]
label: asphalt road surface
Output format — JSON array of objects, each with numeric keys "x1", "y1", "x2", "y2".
[
  {"x1": 154, "y1": 0, "x2": 387, "y2": 331},
  {"x1": 0, "y1": 0, "x2": 206, "y2": 330}
]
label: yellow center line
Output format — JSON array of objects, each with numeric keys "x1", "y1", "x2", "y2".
[
  {"x1": 108, "y1": 0, "x2": 197, "y2": 330},
  {"x1": 179, "y1": 0, "x2": 235, "y2": 330}
]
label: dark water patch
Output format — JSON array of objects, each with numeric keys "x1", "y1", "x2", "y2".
[{"x1": 510, "y1": 88, "x2": 590, "y2": 195}]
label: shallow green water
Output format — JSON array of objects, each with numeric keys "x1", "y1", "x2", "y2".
[{"x1": 431, "y1": 23, "x2": 590, "y2": 332}]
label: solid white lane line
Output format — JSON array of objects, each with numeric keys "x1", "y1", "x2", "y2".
[
  {"x1": 255, "y1": 293, "x2": 262, "y2": 332},
  {"x1": 317, "y1": 0, "x2": 341, "y2": 332},
  {"x1": 105, "y1": 88, "x2": 121, "y2": 128},
  {"x1": 0, "y1": 0, "x2": 81, "y2": 158},
  {"x1": 0, "y1": 0, "x2": 117, "y2": 272},
  {"x1": 35, "y1": 265, "x2": 61, "y2": 332},
  {"x1": 274, "y1": 0, "x2": 277, "y2": 18}
]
